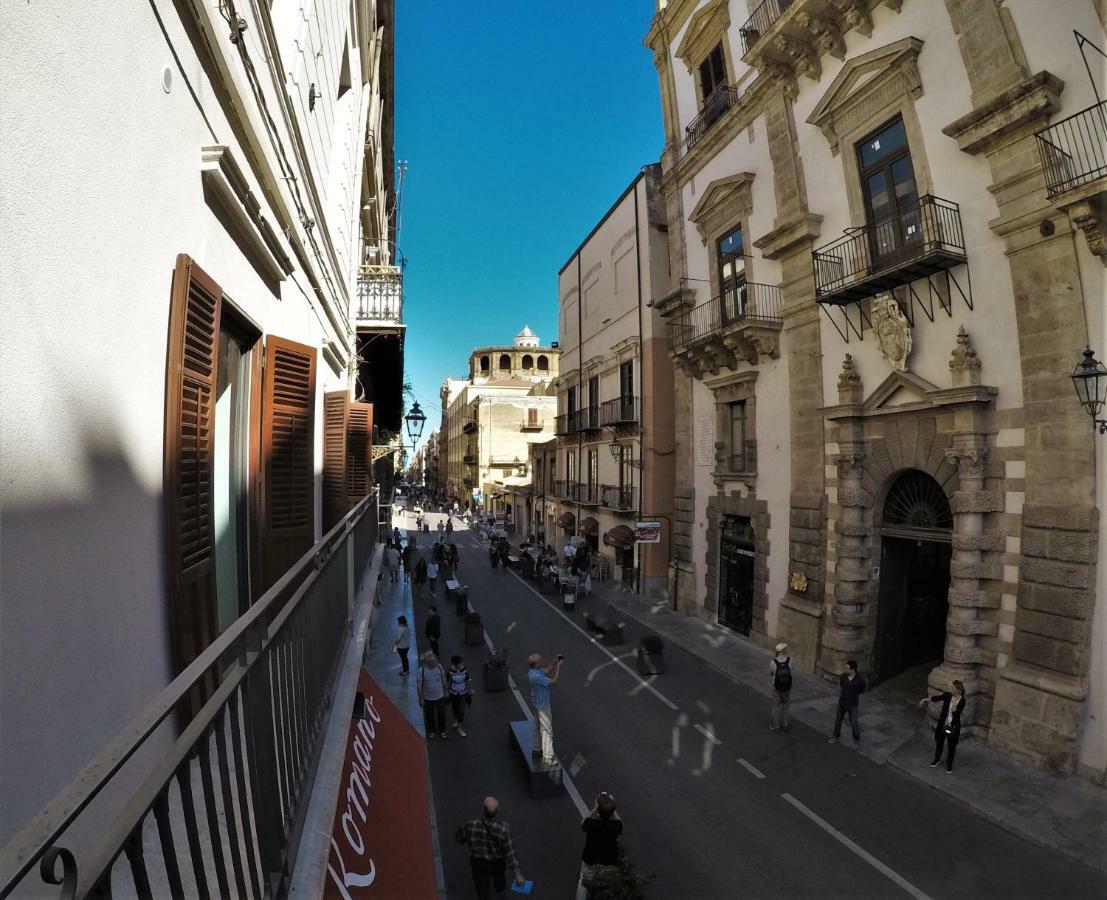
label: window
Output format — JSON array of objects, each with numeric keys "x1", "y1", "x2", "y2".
[
  {"x1": 537, "y1": 355, "x2": 549, "y2": 371},
  {"x1": 717, "y1": 225, "x2": 746, "y2": 322},
  {"x1": 588, "y1": 375, "x2": 599, "y2": 410},
  {"x1": 729, "y1": 401, "x2": 747, "y2": 472},
  {"x1": 522, "y1": 354, "x2": 534, "y2": 369},
  {"x1": 527, "y1": 408, "x2": 539, "y2": 428},
  {"x1": 619, "y1": 360, "x2": 633, "y2": 399},
  {"x1": 499, "y1": 354, "x2": 511, "y2": 370},
  {"x1": 698, "y1": 42, "x2": 727, "y2": 104},
  {"x1": 587, "y1": 449, "x2": 599, "y2": 493},
  {"x1": 480, "y1": 355, "x2": 490, "y2": 372},
  {"x1": 857, "y1": 117, "x2": 919, "y2": 266},
  {"x1": 567, "y1": 386, "x2": 577, "y2": 415},
  {"x1": 567, "y1": 451, "x2": 577, "y2": 485}
]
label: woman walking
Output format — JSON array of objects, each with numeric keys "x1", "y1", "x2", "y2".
[
  {"x1": 919, "y1": 679, "x2": 966, "y2": 773},
  {"x1": 427, "y1": 558, "x2": 439, "y2": 595},
  {"x1": 418, "y1": 652, "x2": 449, "y2": 739},
  {"x1": 413, "y1": 557, "x2": 428, "y2": 600},
  {"x1": 393, "y1": 616, "x2": 411, "y2": 676},
  {"x1": 447, "y1": 542, "x2": 460, "y2": 571},
  {"x1": 447, "y1": 655, "x2": 472, "y2": 737}
]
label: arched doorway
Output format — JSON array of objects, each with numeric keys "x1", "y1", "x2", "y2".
[{"x1": 874, "y1": 470, "x2": 951, "y2": 683}]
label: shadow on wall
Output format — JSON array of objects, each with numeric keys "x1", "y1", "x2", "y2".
[{"x1": 0, "y1": 432, "x2": 174, "y2": 851}]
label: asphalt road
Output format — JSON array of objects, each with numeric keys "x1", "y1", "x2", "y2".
[{"x1": 397, "y1": 509, "x2": 1104, "y2": 899}]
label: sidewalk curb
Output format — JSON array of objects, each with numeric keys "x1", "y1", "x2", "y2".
[{"x1": 596, "y1": 587, "x2": 1107, "y2": 877}]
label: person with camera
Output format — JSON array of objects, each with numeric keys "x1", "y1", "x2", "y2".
[
  {"x1": 919, "y1": 679, "x2": 967, "y2": 773},
  {"x1": 576, "y1": 791, "x2": 622, "y2": 900},
  {"x1": 527, "y1": 652, "x2": 564, "y2": 765},
  {"x1": 456, "y1": 796, "x2": 526, "y2": 899}
]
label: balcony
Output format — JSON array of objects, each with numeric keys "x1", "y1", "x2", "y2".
[
  {"x1": 669, "y1": 282, "x2": 783, "y2": 374},
  {"x1": 602, "y1": 484, "x2": 636, "y2": 512},
  {"x1": 355, "y1": 264, "x2": 403, "y2": 329},
  {"x1": 739, "y1": 0, "x2": 793, "y2": 56},
  {"x1": 571, "y1": 406, "x2": 601, "y2": 433},
  {"x1": 686, "y1": 87, "x2": 742, "y2": 152},
  {"x1": 463, "y1": 454, "x2": 477, "y2": 465},
  {"x1": 812, "y1": 196, "x2": 967, "y2": 306},
  {"x1": 1036, "y1": 101, "x2": 1107, "y2": 198},
  {"x1": 578, "y1": 482, "x2": 601, "y2": 506},
  {"x1": 555, "y1": 413, "x2": 573, "y2": 436},
  {"x1": 462, "y1": 419, "x2": 478, "y2": 435},
  {"x1": 553, "y1": 479, "x2": 574, "y2": 500},
  {"x1": 520, "y1": 417, "x2": 544, "y2": 432},
  {"x1": 601, "y1": 396, "x2": 638, "y2": 427}
]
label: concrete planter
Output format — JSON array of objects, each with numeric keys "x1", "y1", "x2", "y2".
[
  {"x1": 483, "y1": 664, "x2": 509, "y2": 693},
  {"x1": 636, "y1": 648, "x2": 664, "y2": 676}
]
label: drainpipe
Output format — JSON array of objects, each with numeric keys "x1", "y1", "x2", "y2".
[{"x1": 634, "y1": 175, "x2": 645, "y2": 595}]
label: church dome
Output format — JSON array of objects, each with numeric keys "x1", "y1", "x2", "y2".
[{"x1": 514, "y1": 325, "x2": 539, "y2": 348}]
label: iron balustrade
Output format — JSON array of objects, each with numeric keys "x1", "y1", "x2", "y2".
[
  {"x1": 740, "y1": 0, "x2": 793, "y2": 55},
  {"x1": 669, "y1": 282, "x2": 784, "y2": 352},
  {"x1": 462, "y1": 420, "x2": 478, "y2": 434},
  {"x1": 686, "y1": 87, "x2": 742, "y2": 150},
  {"x1": 555, "y1": 413, "x2": 573, "y2": 436},
  {"x1": 355, "y1": 265, "x2": 403, "y2": 324},
  {"x1": 811, "y1": 195, "x2": 967, "y2": 304},
  {"x1": 463, "y1": 453, "x2": 477, "y2": 465},
  {"x1": 553, "y1": 480, "x2": 575, "y2": 501},
  {"x1": 602, "y1": 484, "x2": 636, "y2": 511},
  {"x1": 0, "y1": 492, "x2": 380, "y2": 900},
  {"x1": 1036, "y1": 100, "x2": 1107, "y2": 198},
  {"x1": 578, "y1": 482, "x2": 600, "y2": 505},
  {"x1": 600, "y1": 396, "x2": 638, "y2": 426},
  {"x1": 571, "y1": 406, "x2": 601, "y2": 432}
]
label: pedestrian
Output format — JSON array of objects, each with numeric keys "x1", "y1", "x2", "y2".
[
  {"x1": 456, "y1": 797, "x2": 526, "y2": 899},
  {"x1": 392, "y1": 526, "x2": 401, "y2": 546},
  {"x1": 527, "y1": 652, "x2": 563, "y2": 765},
  {"x1": 576, "y1": 792, "x2": 622, "y2": 900},
  {"x1": 413, "y1": 557, "x2": 427, "y2": 600},
  {"x1": 563, "y1": 540, "x2": 574, "y2": 562},
  {"x1": 829, "y1": 659, "x2": 866, "y2": 746},
  {"x1": 427, "y1": 558, "x2": 439, "y2": 594},
  {"x1": 418, "y1": 652, "x2": 449, "y2": 739},
  {"x1": 393, "y1": 616, "x2": 411, "y2": 675},
  {"x1": 448, "y1": 654, "x2": 472, "y2": 737},
  {"x1": 438, "y1": 519, "x2": 445, "y2": 538},
  {"x1": 385, "y1": 542, "x2": 401, "y2": 584},
  {"x1": 497, "y1": 539, "x2": 511, "y2": 571},
  {"x1": 402, "y1": 542, "x2": 416, "y2": 582},
  {"x1": 769, "y1": 642, "x2": 792, "y2": 732},
  {"x1": 425, "y1": 606, "x2": 441, "y2": 659},
  {"x1": 446, "y1": 518, "x2": 454, "y2": 539},
  {"x1": 448, "y1": 542, "x2": 460, "y2": 571},
  {"x1": 488, "y1": 543, "x2": 499, "y2": 570},
  {"x1": 919, "y1": 679, "x2": 967, "y2": 773}
]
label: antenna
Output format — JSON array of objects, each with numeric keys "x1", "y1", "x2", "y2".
[{"x1": 394, "y1": 160, "x2": 408, "y2": 254}]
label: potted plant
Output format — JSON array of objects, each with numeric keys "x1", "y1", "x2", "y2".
[
  {"x1": 464, "y1": 611, "x2": 484, "y2": 646},
  {"x1": 483, "y1": 647, "x2": 509, "y2": 693},
  {"x1": 637, "y1": 634, "x2": 665, "y2": 675},
  {"x1": 583, "y1": 852, "x2": 654, "y2": 900}
]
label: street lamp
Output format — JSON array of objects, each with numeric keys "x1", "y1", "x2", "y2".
[
  {"x1": 1071, "y1": 347, "x2": 1107, "y2": 435},
  {"x1": 608, "y1": 439, "x2": 643, "y2": 468},
  {"x1": 404, "y1": 401, "x2": 427, "y2": 445}
]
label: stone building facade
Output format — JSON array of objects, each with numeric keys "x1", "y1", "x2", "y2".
[
  {"x1": 554, "y1": 167, "x2": 677, "y2": 597},
  {"x1": 645, "y1": 0, "x2": 1105, "y2": 781},
  {"x1": 441, "y1": 329, "x2": 560, "y2": 512}
]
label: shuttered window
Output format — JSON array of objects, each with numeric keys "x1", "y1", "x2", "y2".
[
  {"x1": 346, "y1": 401, "x2": 373, "y2": 503},
  {"x1": 164, "y1": 254, "x2": 222, "y2": 687},
  {"x1": 260, "y1": 336, "x2": 317, "y2": 591},
  {"x1": 323, "y1": 392, "x2": 374, "y2": 531}
]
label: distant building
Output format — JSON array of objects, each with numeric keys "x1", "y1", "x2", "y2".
[{"x1": 442, "y1": 329, "x2": 560, "y2": 512}]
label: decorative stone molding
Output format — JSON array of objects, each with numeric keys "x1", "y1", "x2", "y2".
[
  {"x1": 949, "y1": 325, "x2": 982, "y2": 386},
  {"x1": 752, "y1": 212, "x2": 823, "y2": 260},
  {"x1": 872, "y1": 293, "x2": 912, "y2": 372},
  {"x1": 806, "y1": 38, "x2": 924, "y2": 156},
  {"x1": 1061, "y1": 196, "x2": 1107, "y2": 262},
  {"x1": 942, "y1": 70, "x2": 1063, "y2": 156},
  {"x1": 837, "y1": 354, "x2": 863, "y2": 403},
  {"x1": 673, "y1": 0, "x2": 730, "y2": 73},
  {"x1": 687, "y1": 173, "x2": 755, "y2": 243}
]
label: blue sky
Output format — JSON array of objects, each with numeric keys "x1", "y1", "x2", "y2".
[{"x1": 395, "y1": 3, "x2": 662, "y2": 449}]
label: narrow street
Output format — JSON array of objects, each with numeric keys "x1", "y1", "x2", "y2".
[{"x1": 396, "y1": 512, "x2": 1106, "y2": 899}]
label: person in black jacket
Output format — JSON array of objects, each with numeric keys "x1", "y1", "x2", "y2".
[
  {"x1": 576, "y1": 792, "x2": 622, "y2": 900},
  {"x1": 828, "y1": 660, "x2": 866, "y2": 745},
  {"x1": 919, "y1": 679, "x2": 966, "y2": 773}
]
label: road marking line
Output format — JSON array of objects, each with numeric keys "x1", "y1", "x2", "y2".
[
  {"x1": 694, "y1": 724, "x2": 722, "y2": 746},
  {"x1": 628, "y1": 676, "x2": 656, "y2": 696},
  {"x1": 737, "y1": 758, "x2": 765, "y2": 779},
  {"x1": 508, "y1": 570, "x2": 679, "y2": 712},
  {"x1": 781, "y1": 793, "x2": 933, "y2": 900}
]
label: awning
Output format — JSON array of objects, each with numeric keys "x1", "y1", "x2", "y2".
[
  {"x1": 603, "y1": 525, "x2": 636, "y2": 549},
  {"x1": 579, "y1": 516, "x2": 599, "y2": 537},
  {"x1": 556, "y1": 511, "x2": 576, "y2": 529}
]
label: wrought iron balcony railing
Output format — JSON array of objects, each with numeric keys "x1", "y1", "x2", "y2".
[
  {"x1": 1036, "y1": 100, "x2": 1107, "y2": 198},
  {"x1": 555, "y1": 413, "x2": 573, "y2": 436},
  {"x1": 812, "y1": 195, "x2": 967, "y2": 305},
  {"x1": 601, "y1": 396, "x2": 638, "y2": 426},
  {"x1": 463, "y1": 453, "x2": 477, "y2": 465},
  {"x1": 670, "y1": 282, "x2": 784, "y2": 353},
  {"x1": 0, "y1": 493, "x2": 379, "y2": 899},
  {"x1": 355, "y1": 264, "x2": 403, "y2": 325},
  {"x1": 571, "y1": 406, "x2": 601, "y2": 433},
  {"x1": 602, "y1": 484, "x2": 636, "y2": 511},
  {"x1": 578, "y1": 482, "x2": 601, "y2": 505},
  {"x1": 462, "y1": 419, "x2": 478, "y2": 434},
  {"x1": 553, "y1": 479, "x2": 574, "y2": 500},
  {"x1": 740, "y1": 0, "x2": 793, "y2": 56},
  {"x1": 686, "y1": 87, "x2": 742, "y2": 151}
]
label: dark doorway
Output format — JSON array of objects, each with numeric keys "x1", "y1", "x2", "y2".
[
  {"x1": 718, "y1": 516, "x2": 755, "y2": 635},
  {"x1": 874, "y1": 470, "x2": 952, "y2": 682}
]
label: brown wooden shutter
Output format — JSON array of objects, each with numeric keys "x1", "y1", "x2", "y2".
[
  {"x1": 323, "y1": 391, "x2": 350, "y2": 531},
  {"x1": 164, "y1": 254, "x2": 221, "y2": 681},
  {"x1": 260, "y1": 336, "x2": 317, "y2": 592},
  {"x1": 346, "y1": 402, "x2": 374, "y2": 507}
]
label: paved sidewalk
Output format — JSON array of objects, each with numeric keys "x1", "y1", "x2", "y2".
[{"x1": 589, "y1": 581, "x2": 1107, "y2": 875}]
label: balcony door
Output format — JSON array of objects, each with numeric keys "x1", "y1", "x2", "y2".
[
  {"x1": 858, "y1": 118, "x2": 920, "y2": 272},
  {"x1": 717, "y1": 225, "x2": 747, "y2": 323}
]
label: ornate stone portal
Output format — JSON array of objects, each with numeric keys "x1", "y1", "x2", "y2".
[{"x1": 871, "y1": 292, "x2": 912, "y2": 371}]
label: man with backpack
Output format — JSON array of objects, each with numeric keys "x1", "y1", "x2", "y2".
[{"x1": 769, "y1": 642, "x2": 793, "y2": 732}]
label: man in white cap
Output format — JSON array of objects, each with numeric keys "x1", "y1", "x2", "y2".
[{"x1": 769, "y1": 642, "x2": 792, "y2": 732}]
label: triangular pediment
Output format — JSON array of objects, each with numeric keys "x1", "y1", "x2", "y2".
[
  {"x1": 864, "y1": 369, "x2": 940, "y2": 411},
  {"x1": 807, "y1": 37, "x2": 924, "y2": 130},
  {"x1": 688, "y1": 173, "x2": 755, "y2": 239},
  {"x1": 674, "y1": 0, "x2": 730, "y2": 67}
]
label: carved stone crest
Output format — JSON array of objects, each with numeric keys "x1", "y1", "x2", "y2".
[{"x1": 871, "y1": 293, "x2": 912, "y2": 371}]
